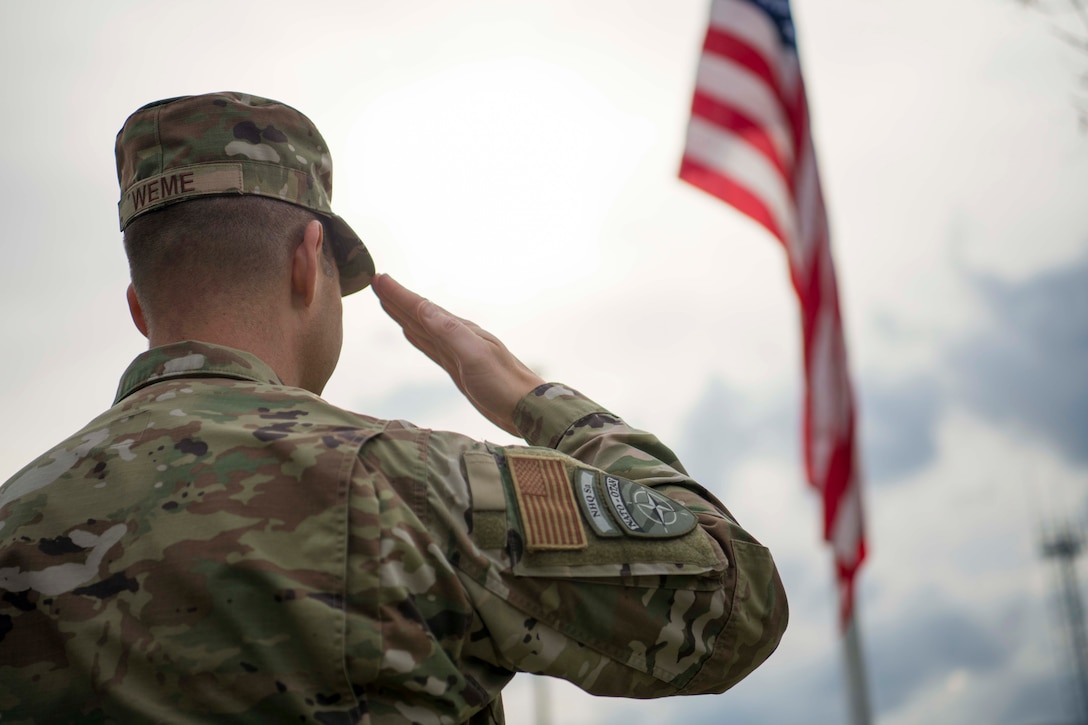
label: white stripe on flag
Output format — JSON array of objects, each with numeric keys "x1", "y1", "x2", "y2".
[
  {"x1": 809, "y1": 302, "x2": 850, "y2": 485},
  {"x1": 684, "y1": 116, "x2": 799, "y2": 247},
  {"x1": 791, "y1": 135, "x2": 822, "y2": 273},
  {"x1": 694, "y1": 53, "x2": 795, "y2": 168},
  {"x1": 711, "y1": 0, "x2": 784, "y2": 62},
  {"x1": 711, "y1": 0, "x2": 802, "y2": 100},
  {"x1": 832, "y1": 472, "x2": 863, "y2": 566}
]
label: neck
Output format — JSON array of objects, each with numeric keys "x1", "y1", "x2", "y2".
[{"x1": 147, "y1": 319, "x2": 306, "y2": 391}]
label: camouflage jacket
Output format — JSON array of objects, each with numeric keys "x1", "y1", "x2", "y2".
[{"x1": 0, "y1": 341, "x2": 787, "y2": 724}]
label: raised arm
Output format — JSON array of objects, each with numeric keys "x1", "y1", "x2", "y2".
[{"x1": 370, "y1": 273, "x2": 788, "y2": 698}]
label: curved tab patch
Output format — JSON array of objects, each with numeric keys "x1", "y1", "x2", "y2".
[
  {"x1": 601, "y1": 474, "x2": 698, "y2": 538},
  {"x1": 575, "y1": 469, "x2": 622, "y2": 538}
]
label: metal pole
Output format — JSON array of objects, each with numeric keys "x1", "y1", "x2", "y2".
[
  {"x1": 1057, "y1": 551, "x2": 1088, "y2": 723},
  {"x1": 842, "y1": 593, "x2": 873, "y2": 725},
  {"x1": 1042, "y1": 525, "x2": 1088, "y2": 723}
]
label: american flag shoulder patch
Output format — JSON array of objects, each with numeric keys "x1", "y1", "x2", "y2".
[{"x1": 506, "y1": 450, "x2": 587, "y2": 551}]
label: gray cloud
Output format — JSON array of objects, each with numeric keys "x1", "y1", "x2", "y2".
[
  {"x1": 676, "y1": 370, "x2": 943, "y2": 493},
  {"x1": 867, "y1": 606, "x2": 1009, "y2": 713},
  {"x1": 857, "y1": 374, "x2": 943, "y2": 485},
  {"x1": 949, "y1": 252, "x2": 1088, "y2": 463},
  {"x1": 673, "y1": 376, "x2": 798, "y2": 497},
  {"x1": 1001, "y1": 668, "x2": 1084, "y2": 725}
]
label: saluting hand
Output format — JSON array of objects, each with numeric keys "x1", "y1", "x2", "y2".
[{"x1": 371, "y1": 273, "x2": 545, "y2": 437}]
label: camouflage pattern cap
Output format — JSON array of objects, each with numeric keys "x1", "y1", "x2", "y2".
[{"x1": 115, "y1": 92, "x2": 375, "y2": 296}]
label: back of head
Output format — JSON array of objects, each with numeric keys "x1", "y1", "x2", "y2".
[
  {"x1": 114, "y1": 92, "x2": 375, "y2": 300},
  {"x1": 122, "y1": 195, "x2": 329, "y2": 327}
]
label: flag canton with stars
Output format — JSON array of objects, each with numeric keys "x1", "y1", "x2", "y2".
[{"x1": 741, "y1": 0, "x2": 796, "y2": 49}]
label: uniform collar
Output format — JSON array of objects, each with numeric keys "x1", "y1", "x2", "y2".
[{"x1": 114, "y1": 341, "x2": 285, "y2": 404}]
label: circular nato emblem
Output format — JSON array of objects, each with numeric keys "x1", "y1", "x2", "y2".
[{"x1": 602, "y1": 474, "x2": 698, "y2": 538}]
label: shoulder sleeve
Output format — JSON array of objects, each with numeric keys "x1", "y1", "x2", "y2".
[{"x1": 445, "y1": 383, "x2": 788, "y2": 697}]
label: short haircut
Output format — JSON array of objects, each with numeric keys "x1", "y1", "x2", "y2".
[{"x1": 123, "y1": 196, "x2": 334, "y2": 319}]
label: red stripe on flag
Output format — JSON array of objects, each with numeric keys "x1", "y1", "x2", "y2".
[
  {"x1": 679, "y1": 156, "x2": 788, "y2": 246},
  {"x1": 822, "y1": 427, "x2": 854, "y2": 535},
  {"x1": 690, "y1": 91, "x2": 790, "y2": 181},
  {"x1": 703, "y1": 28, "x2": 784, "y2": 114},
  {"x1": 702, "y1": 25, "x2": 808, "y2": 172}
]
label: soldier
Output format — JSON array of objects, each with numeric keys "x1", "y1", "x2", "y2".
[{"x1": 0, "y1": 92, "x2": 787, "y2": 723}]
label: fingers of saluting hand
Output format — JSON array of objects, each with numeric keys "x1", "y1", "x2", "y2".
[
  {"x1": 371, "y1": 273, "x2": 426, "y2": 331},
  {"x1": 372, "y1": 273, "x2": 471, "y2": 375},
  {"x1": 371, "y1": 273, "x2": 543, "y2": 437},
  {"x1": 373, "y1": 273, "x2": 449, "y2": 328}
]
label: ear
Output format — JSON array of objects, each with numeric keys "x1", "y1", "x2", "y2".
[
  {"x1": 291, "y1": 220, "x2": 324, "y2": 307},
  {"x1": 126, "y1": 283, "x2": 149, "y2": 338}
]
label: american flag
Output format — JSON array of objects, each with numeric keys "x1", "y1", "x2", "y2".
[{"x1": 680, "y1": 0, "x2": 865, "y2": 627}]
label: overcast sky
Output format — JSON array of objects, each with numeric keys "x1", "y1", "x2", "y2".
[{"x1": 2, "y1": 1, "x2": 1087, "y2": 723}]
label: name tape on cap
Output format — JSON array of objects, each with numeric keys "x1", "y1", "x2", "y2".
[{"x1": 120, "y1": 163, "x2": 245, "y2": 225}]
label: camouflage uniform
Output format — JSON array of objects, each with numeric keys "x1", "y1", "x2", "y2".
[{"x1": 0, "y1": 341, "x2": 787, "y2": 723}]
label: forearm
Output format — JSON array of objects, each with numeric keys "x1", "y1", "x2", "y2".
[{"x1": 373, "y1": 275, "x2": 787, "y2": 697}]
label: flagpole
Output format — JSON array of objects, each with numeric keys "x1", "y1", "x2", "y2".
[
  {"x1": 677, "y1": 2, "x2": 872, "y2": 717},
  {"x1": 842, "y1": 604, "x2": 873, "y2": 725}
]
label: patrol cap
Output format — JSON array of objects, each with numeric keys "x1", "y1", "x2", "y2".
[{"x1": 115, "y1": 92, "x2": 375, "y2": 296}]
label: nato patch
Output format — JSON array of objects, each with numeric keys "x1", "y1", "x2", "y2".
[
  {"x1": 575, "y1": 469, "x2": 622, "y2": 538},
  {"x1": 600, "y1": 474, "x2": 698, "y2": 538}
]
